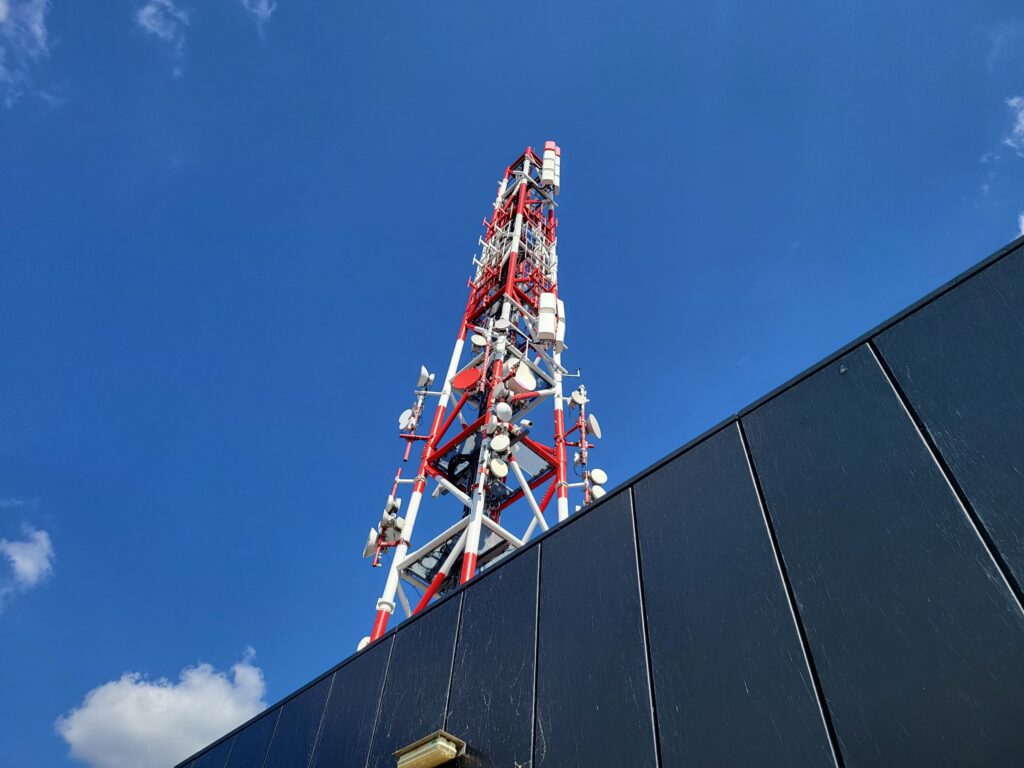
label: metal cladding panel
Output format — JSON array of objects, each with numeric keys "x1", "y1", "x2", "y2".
[
  {"x1": 311, "y1": 636, "x2": 393, "y2": 768},
  {"x1": 364, "y1": 596, "x2": 461, "y2": 768},
  {"x1": 446, "y1": 546, "x2": 538, "y2": 768},
  {"x1": 263, "y1": 675, "x2": 333, "y2": 768},
  {"x1": 742, "y1": 345, "x2": 1024, "y2": 766},
  {"x1": 534, "y1": 490, "x2": 657, "y2": 768},
  {"x1": 633, "y1": 424, "x2": 836, "y2": 768},
  {"x1": 191, "y1": 738, "x2": 233, "y2": 768},
  {"x1": 224, "y1": 709, "x2": 281, "y2": 768},
  {"x1": 874, "y1": 247, "x2": 1024, "y2": 586}
]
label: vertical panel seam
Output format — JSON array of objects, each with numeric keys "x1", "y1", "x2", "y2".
[
  {"x1": 363, "y1": 637, "x2": 396, "y2": 768},
  {"x1": 530, "y1": 542, "x2": 542, "y2": 768},
  {"x1": 304, "y1": 674, "x2": 336, "y2": 768},
  {"x1": 257, "y1": 709, "x2": 283, "y2": 768},
  {"x1": 736, "y1": 420, "x2": 846, "y2": 768},
  {"x1": 442, "y1": 594, "x2": 465, "y2": 728},
  {"x1": 866, "y1": 339, "x2": 1024, "y2": 615},
  {"x1": 628, "y1": 486, "x2": 664, "y2": 768}
]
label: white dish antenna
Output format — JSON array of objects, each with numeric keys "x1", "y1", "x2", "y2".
[
  {"x1": 494, "y1": 402, "x2": 513, "y2": 422},
  {"x1": 357, "y1": 636, "x2": 372, "y2": 651},
  {"x1": 570, "y1": 390, "x2": 586, "y2": 407},
  {"x1": 507, "y1": 363, "x2": 536, "y2": 394},
  {"x1": 489, "y1": 457, "x2": 509, "y2": 479},
  {"x1": 490, "y1": 433, "x2": 511, "y2": 454},
  {"x1": 471, "y1": 333, "x2": 487, "y2": 348},
  {"x1": 417, "y1": 365, "x2": 434, "y2": 388},
  {"x1": 589, "y1": 467, "x2": 608, "y2": 486},
  {"x1": 591, "y1": 485, "x2": 607, "y2": 499},
  {"x1": 398, "y1": 408, "x2": 416, "y2": 430},
  {"x1": 587, "y1": 414, "x2": 603, "y2": 440},
  {"x1": 362, "y1": 528, "x2": 379, "y2": 558}
]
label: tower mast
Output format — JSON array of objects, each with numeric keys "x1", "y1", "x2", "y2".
[{"x1": 361, "y1": 141, "x2": 607, "y2": 645}]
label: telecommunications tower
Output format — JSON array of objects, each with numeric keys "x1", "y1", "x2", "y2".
[{"x1": 360, "y1": 141, "x2": 608, "y2": 646}]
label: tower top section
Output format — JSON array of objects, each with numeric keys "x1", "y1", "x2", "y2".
[{"x1": 477, "y1": 141, "x2": 561, "y2": 287}]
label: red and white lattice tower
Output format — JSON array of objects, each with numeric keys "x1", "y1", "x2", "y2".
[{"x1": 360, "y1": 141, "x2": 608, "y2": 646}]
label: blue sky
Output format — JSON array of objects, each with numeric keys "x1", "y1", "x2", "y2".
[{"x1": 1, "y1": 0, "x2": 1023, "y2": 765}]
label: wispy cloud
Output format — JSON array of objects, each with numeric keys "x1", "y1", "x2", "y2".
[
  {"x1": 0, "y1": 497, "x2": 37, "y2": 509},
  {"x1": 977, "y1": 96, "x2": 1024, "y2": 196},
  {"x1": 56, "y1": 649, "x2": 267, "y2": 768},
  {"x1": 241, "y1": 0, "x2": 276, "y2": 29},
  {"x1": 1004, "y1": 96, "x2": 1024, "y2": 157},
  {"x1": 136, "y1": 0, "x2": 187, "y2": 42},
  {"x1": 0, "y1": 0, "x2": 51, "y2": 106},
  {"x1": 987, "y1": 21, "x2": 1024, "y2": 72},
  {"x1": 978, "y1": 152, "x2": 1000, "y2": 197},
  {"x1": 0, "y1": 524, "x2": 54, "y2": 609},
  {"x1": 136, "y1": 0, "x2": 189, "y2": 75}
]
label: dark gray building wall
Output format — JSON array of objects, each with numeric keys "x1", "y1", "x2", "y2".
[
  {"x1": 445, "y1": 545, "x2": 538, "y2": 768},
  {"x1": 179, "y1": 238, "x2": 1024, "y2": 768},
  {"x1": 743, "y1": 345, "x2": 1024, "y2": 766},
  {"x1": 633, "y1": 424, "x2": 837, "y2": 768},
  {"x1": 364, "y1": 595, "x2": 461, "y2": 768},
  {"x1": 534, "y1": 491, "x2": 658, "y2": 768}
]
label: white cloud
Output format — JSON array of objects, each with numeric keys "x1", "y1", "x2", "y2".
[
  {"x1": 136, "y1": 0, "x2": 188, "y2": 74},
  {"x1": 136, "y1": 0, "x2": 188, "y2": 42},
  {"x1": 241, "y1": 0, "x2": 276, "y2": 26},
  {"x1": 0, "y1": 0, "x2": 51, "y2": 106},
  {"x1": 0, "y1": 525, "x2": 53, "y2": 587},
  {"x1": 56, "y1": 649, "x2": 266, "y2": 768},
  {"x1": 1004, "y1": 96, "x2": 1024, "y2": 157}
]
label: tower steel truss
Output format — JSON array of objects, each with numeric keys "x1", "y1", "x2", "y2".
[{"x1": 361, "y1": 141, "x2": 607, "y2": 645}]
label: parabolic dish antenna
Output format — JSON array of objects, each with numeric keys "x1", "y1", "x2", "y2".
[
  {"x1": 587, "y1": 414, "x2": 603, "y2": 440},
  {"x1": 494, "y1": 402, "x2": 513, "y2": 422},
  {"x1": 451, "y1": 368, "x2": 482, "y2": 391},
  {"x1": 362, "y1": 528, "x2": 379, "y2": 558},
  {"x1": 398, "y1": 408, "x2": 415, "y2": 430},
  {"x1": 508, "y1": 363, "x2": 537, "y2": 394},
  {"x1": 417, "y1": 365, "x2": 433, "y2": 387}
]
